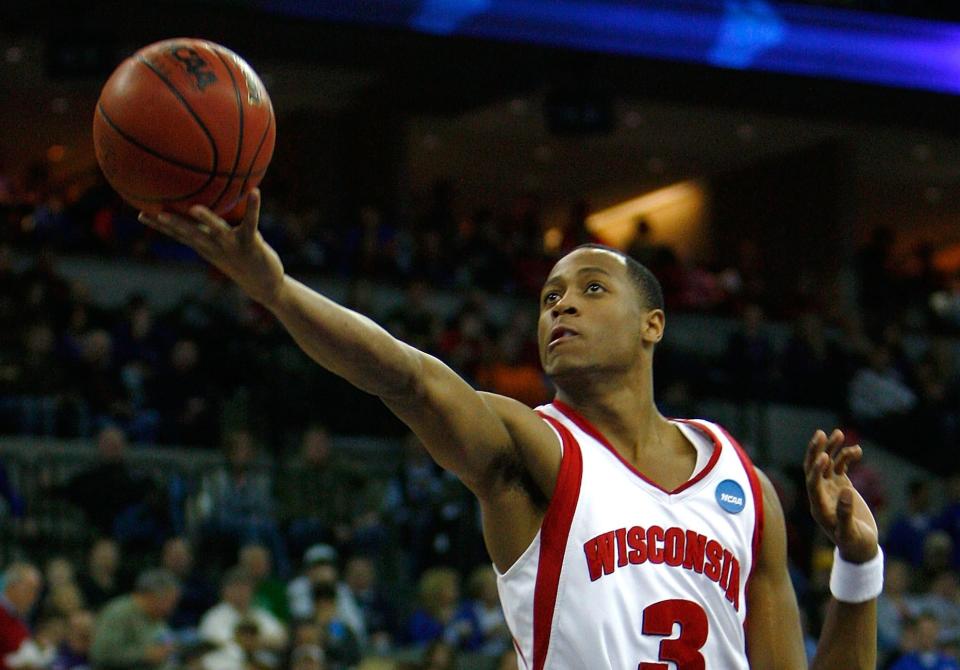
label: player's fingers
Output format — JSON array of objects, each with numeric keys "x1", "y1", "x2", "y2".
[
  {"x1": 804, "y1": 430, "x2": 827, "y2": 473},
  {"x1": 806, "y1": 451, "x2": 829, "y2": 492},
  {"x1": 238, "y1": 189, "x2": 261, "y2": 244},
  {"x1": 835, "y1": 487, "x2": 855, "y2": 535},
  {"x1": 825, "y1": 429, "x2": 846, "y2": 459},
  {"x1": 188, "y1": 205, "x2": 232, "y2": 238},
  {"x1": 140, "y1": 212, "x2": 216, "y2": 255},
  {"x1": 834, "y1": 445, "x2": 862, "y2": 476}
]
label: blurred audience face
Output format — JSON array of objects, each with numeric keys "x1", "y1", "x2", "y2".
[
  {"x1": 916, "y1": 616, "x2": 940, "y2": 653},
  {"x1": 422, "y1": 640, "x2": 455, "y2": 670},
  {"x1": 141, "y1": 586, "x2": 181, "y2": 621},
  {"x1": 293, "y1": 621, "x2": 322, "y2": 646},
  {"x1": 239, "y1": 544, "x2": 271, "y2": 580},
  {"x1": 302, "y1": 427, "x2": 331, "y2": 466},
  {"x1": 89, "y1": 538, "x2": 120, "y2": 576},
  {"x1": 344, "y1": 557, "x2": 375, "y2": 594},
  {"x1": 65, "y1": 610, "x2": 94, "y2": 653},
  {"x1": 223, "y1": 578, "x2": 254, "y2": 611},
  {"x1": 161, "y1": 537, "x2": 193, "y2": 577},
  {"x1": 170, "y1": 339, "x2": 199, "y2": 372},
  {"x1": 82, "y1": 330, "x2": 113, "y2": 366},
  {"x1": 307, "y1": 562, "x2": 338, "y2": 586},
  {"x1": 3, "y1": 564, "x2": 42, "y2": 617},
  {"x1": 884, "y1": 560, "x2": 910, "y2": 597},
  {"x1": 45, "y1": 556, "x2": 75, "y2": 589},
  {"x1": 96, "y1": 427, "x2": 127, "y2": 462},
  {"x1": 291, "y1": 645, "x2": 325, "y2": 670},
  {"x1": 48, "y1": 582, "x2": 84, "y2": 616},
  {"x1": 225, "y1": 430, "x2": 255, "y2": 470}
]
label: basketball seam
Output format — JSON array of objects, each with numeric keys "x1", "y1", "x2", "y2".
[
  {"x1": 96, "y1": 104, "x2": 214, "y2": 202},
  {"x1": 95, "y1": 104, "x2": 268, "y2": 179},
  {"x1": 137, "y1": 55, "x2": 220, "y2": 196},
  {"x1": 208, "y1": 48, "x2": 244, "y2": 212},
  {"x1": 239, "y1": 107, "x2": 273, "y2": 196}
]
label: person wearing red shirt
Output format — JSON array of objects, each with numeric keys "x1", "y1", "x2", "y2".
[{"x1": 0, "y1": 563, "x2": 42, "y2": 669}]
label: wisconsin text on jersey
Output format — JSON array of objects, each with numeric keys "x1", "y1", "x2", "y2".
[{"x1": 583, "y1": 525, "x2": 743, "y2": 610}]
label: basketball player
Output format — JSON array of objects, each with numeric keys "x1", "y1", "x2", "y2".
[{"x1": 140, "y1": 190, "x2": 881, "y2": 669}]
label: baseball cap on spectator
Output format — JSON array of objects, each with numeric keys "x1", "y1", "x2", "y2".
[{"x1": 303, "y1": 544, "x2": 337, "y2": 567}]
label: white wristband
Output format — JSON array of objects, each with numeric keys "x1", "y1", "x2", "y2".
[{"x1": 829, "y1": 546, "x2": 884, "y2": 603}]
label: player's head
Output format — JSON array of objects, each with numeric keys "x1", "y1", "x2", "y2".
[{"x1": 538, "y1": 244, "x2": 664, "y2": 384}]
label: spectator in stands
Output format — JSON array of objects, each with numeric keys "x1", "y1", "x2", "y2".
[
  {"x1": 289, "y1": 644, "x2": 325, "y2": 670},
  {"x1": 200, "y1": 430, "x2": 288, "y2": 576},
  {"x1": 338, "y1": 556, "x2": 395, "y2": 653},
  {"x1": 69, "y1": 329, "x2": 134, "y2": 433},
  {"x1": 1, "y1": 322, "x2": 65, "y2": 436},
  {"x1": 878, "y1": 560, "x2": 918, "y2": 662},
  {"x1": 724, "y1": 303, "x2": 775, "y2": 401},
  {"x1": 913, "y1": 571, "x2": 960, "y2": 645},
  {"x1": 938, "y1": 474, "x2": 960, "y2": 568},
  {"x1": 239, "y1": 543, "x2": 289, "y2": 622},
  {"x1": 280, "y1": 426, "x2": 356, "y2": 557},
  {"x1": 90, "y1": 568, "x2": 180, "y2": 670},
  {"x1": 385, "y1": 437, "x2": 446, "y2": 577},
  {"x1": 48, "y1": 426, "x2": 149, "y2": 537},
  {"x1": 51, "y1": 610, "x2": 93, "y2": 670},
  {"x1": 780, "y1": 312, "x2": 843, "y2": 408},
  {"x1": 4, "y1": 614, "x2": 63, "y2": 670},
  {"x1": 288, "y1": 544, "x2": 339, "y2": 622},
  {"x1": 312, "y1": 583, "x2": 360, "y2": 670},
  {"x1": 417, "y1": 640, "x2": 456, "y2": 670},
  {"x1": 78, "y1": 539, "x2": 124, "y2": 612},
  {"x1": 44, "y1": 582, "x2": 84, "y2": 619},
  {"x1": 198, "y1": 567, "x2": 287, "y2": 652},
  {"x1": 848, "y1": 344, "x2": 917, "y2": 454},
  {"x1": 201, "y1": 617, "x2": 277, "y2": 670},
  {"x1": 150, "y1": 338, "x2": 219, "y2": 446},
  {"x1": 404, "y1": 568, "x2": 460, "y2": 646},
  {"x1": 160, "y1": 537, "x2": 216, "y2": 631},
  {"x1": 889, "y1": 613, "x2": 959, "y2": 670},
  {"x1": 886, "y1": 480, "x2": 937, "y2": 566},
  {"x1": 450, "y1": 566, "x2": 509, "y2": 656},
  {"x1": 0, "y1": 563, "x2": 42, "y2": 669}
]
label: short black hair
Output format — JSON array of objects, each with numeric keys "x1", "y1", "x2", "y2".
[{"x1": 572, "y1": 244, "x2": 664, "y2": 311}]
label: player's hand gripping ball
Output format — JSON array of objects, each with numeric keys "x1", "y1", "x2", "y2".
[{"x1": 93, "y1": 38, "x2": 275, "y2": 218}]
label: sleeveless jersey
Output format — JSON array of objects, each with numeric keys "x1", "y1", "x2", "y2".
[{"x1": 496, "y1": 400, "x2": 764, "y2": 670}]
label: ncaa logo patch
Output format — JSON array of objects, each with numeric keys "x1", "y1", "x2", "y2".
[{"x1": 715, "y1": 479, "x2": 746, "y2": 514}]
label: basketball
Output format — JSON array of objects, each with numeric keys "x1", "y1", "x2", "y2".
[{"x1": 92, "y1": 38, "x2": 276, "y2": 217}]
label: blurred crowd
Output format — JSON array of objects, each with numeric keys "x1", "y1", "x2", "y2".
[{"x1": 0, "y1": 164, "x2": 959, "y2": 668}]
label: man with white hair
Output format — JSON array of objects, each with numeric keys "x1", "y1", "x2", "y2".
[{"x1": 0, "y1": 563, "x2": 43, "y2": 670}]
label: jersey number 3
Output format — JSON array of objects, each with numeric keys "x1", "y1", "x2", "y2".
[{"x1": 638, "y1": 599, "x2": 708, "y2": 670}]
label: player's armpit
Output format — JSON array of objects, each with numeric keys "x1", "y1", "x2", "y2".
[
  {"x1": 382, "y1": 354, "x2": 561, "y2": 501},
  {"x1": 744, "y1": 469, "x2": 808, "y2": 670}
]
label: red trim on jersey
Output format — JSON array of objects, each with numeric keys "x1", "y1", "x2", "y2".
[
  {"x1": 532, "y1": 414, "x2": 583, "y2": 670},
  {"x1": 551, "y1": 400, "x2": 722, "y2": 495},
  {"x1": 719, "y1": 424, "x2": 764, "y2": 579},
  {"x1": 512, "y1": 637, "x2": 530, "y2": 670}
]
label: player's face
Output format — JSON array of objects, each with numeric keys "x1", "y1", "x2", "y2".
[{"x1": 537, "y1": 248, "x2": 646, "y2": 378}]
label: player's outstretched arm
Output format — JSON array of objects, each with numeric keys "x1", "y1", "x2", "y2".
[
  {"x1": 804, "y1": 429, "x2": 879, "y2": 670},
  {"x1": 744, "y1": 430, "x2": 878, "y2": 670},
  {"x1": 138, "y1": 192, "x2": 560, "y2": 501}
]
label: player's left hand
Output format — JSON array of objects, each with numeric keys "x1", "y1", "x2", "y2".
[{"x1": 804, "y1": 429, "x2": 879, "y2": 563}]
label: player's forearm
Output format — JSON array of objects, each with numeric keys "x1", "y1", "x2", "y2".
[
  {"x1": 810, "y1": 598, "x2": 877, "y2": 670},
  {"x1": 264, "y1": 275, "x2": 421, "y2": 400}
]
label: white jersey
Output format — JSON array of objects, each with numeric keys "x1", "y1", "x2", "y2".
[{"x1": 496, "y1": 401, "x2": 763, "y2": 670}]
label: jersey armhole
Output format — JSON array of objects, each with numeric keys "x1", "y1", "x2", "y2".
[{"x1": 534, "y1": 410, "x2": 564, "y2": 458}]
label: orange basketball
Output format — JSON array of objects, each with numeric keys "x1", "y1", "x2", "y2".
[{"x1": 93, "y1": 38, "x2": 276, "y2": 217}]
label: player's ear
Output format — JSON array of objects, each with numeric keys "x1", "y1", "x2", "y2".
[{"x1": 640, "y1": 309, "x2": 665, "y2": 345}]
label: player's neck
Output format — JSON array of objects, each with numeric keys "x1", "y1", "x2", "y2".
[{"x1": 555, "y1": 373, "x2": 667, "y2": 459}]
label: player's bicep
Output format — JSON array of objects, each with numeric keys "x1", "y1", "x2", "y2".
[
  {"x1": 382, "y1": 349, "x2": 558, "y2": 497},
  {"x1": 745, "y1": 469, "x2": 808, "y2": 670}
]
